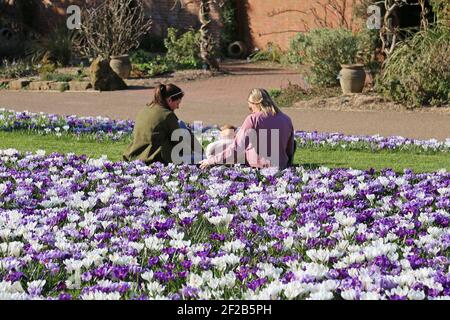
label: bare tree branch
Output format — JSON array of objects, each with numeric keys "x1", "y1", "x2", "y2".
[{"x1": 77, "y1": 0, "x2": 152, "y2": 59}]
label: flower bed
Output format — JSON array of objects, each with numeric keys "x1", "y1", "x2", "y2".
[
  {"x1": 1, "y1": 108, "x2": 449, "y2": 153},
  {"x1": 0, "y1": 149, "x2": 449, "y2": 300},
  {"x1": 0, "y1": 108, "x2": 133, "y2": 141},
  {"x1": 293, "y1": 131, "x2": 450, "y2": 153}
]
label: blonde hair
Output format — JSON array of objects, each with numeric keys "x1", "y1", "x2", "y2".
[
  {"x1": 248, "y1": 88, "x2": 282, "y2": 116},
  {"x1": 220, "y1": 124, "x2": 237, "y2": 131}
]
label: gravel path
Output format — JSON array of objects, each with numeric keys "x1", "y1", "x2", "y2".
[{"x1": 1, "y1": 61, "x2": 449, "y2": 140}]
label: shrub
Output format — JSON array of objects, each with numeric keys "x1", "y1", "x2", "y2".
[
  {"x1": 130, "y1": 28, "x2": 203, "y2": 77},
  {"x1": 38, "y1": 63, "x2": 56, "y2": 75},
  {"x1": 132, "y1": 56, "x2": 171, "y2": 77},
  {"x1": 356, "y1": 28, "x2": 381, "y2": 76},
  {"x1": 249, "y1": 42, "x2": 284, "y2": 63},
  {"x1": 130, "y1": 50, "x2": 170, "y2": 77},
  {"x1": 77, "y1": 0, "x2": 152, "y2": 59},
  {"x1": 26, "y1": 27, "x2": 77, "y2": 66},
  {"x1": 376, "y1": 25, "x2": 450, "y2": 107},
  {"x1": 268, "y1": 88, "x2": 282, "y2": 99},
  {"x1": 164, "y1": 28, "x2": 202, "y2": 69},
  {"x1": 286, "y1": 33, "x2": 310, "y2": 65},
  {"x1": 0, "y1": 59, "x2": 36, "y2": 79},
  {"x1": 130, "y1": 50, "x2": 155, "y2": 64},
  {"x1": 307, "y1": 29, "x2": 358, "y2": 86},
  {"x1": 293, "y1": 28, "x2": 358, "y2": 86}
]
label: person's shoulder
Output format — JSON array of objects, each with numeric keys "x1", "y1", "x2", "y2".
[
  {"x1": 149, "y1": 103, "x2": 175, "y2": 118},
  {"x1": 278, "y1": 112, "x2": 293, "y2": 124},
  {"x1": 246, "y1": 111, "x2": 265, "y2": 122}
]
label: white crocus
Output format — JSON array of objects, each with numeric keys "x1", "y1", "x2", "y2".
[
  {"x1": 408, "y1": 290, "x2": 426, "y2": 300},
  {"x1": 188, "y1": 274, "x2": 204, "y2": 288},
  {"x1": 308, "y1": 290, "x2": 334, "y2": 300},
  {"x1": 341, "y1": 289, "x2": 357, "y2": 300},
  {"x1": 81, "y1": 291, "x2": 121, "y2": 300}
]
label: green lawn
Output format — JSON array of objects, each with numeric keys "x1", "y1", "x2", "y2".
[{"x1": 0, "y1": 131, "x2": 448, "y2": 173}]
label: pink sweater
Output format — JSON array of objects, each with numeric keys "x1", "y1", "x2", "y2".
[{"x1": 206, "y1": 111, "x2": 295, "y2": 168}]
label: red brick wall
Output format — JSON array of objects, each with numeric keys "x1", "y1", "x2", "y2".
[
  {"x1": 36, "y1": 0, "x2": 364, "y2": 52},
  {"x1": 38, "y1": 0, "x2": 221, "y2": 43},
  {"x1": 144, "y1": 0, "x2": 221, "y2": 41},
  {"x1": 242, "y1": 0, "x2": 360, "y2": 51}
]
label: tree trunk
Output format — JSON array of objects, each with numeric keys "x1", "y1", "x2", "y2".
[{"x1": 199, "y1": 0, "x2": 220, "y2": 71}]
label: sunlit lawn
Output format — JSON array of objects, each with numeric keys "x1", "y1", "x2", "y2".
[{"x1": 0, "y1": 131, "x2": 448, "y2": 173}]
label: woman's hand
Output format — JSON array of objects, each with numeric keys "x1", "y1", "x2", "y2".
[{"x1": 199, "y1": 159, "x2": 211, "y2": 170}]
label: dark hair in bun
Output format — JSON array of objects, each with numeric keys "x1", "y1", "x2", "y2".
[{"x1": 152, "y1": 83, "x2": 184, "y2": 108}]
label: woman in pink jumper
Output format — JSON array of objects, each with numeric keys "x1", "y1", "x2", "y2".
[{"x1": 199, "y1": 88, "x2": 295, "y2": 169}]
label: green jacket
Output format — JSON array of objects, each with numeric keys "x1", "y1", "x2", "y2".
[{"x1": 123, "y1": 103, "x2": 202, "y2": 164}]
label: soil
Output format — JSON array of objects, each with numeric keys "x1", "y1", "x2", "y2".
[
  {"x1": 294, "y1": 93, "x2": 450, "y2": 114},
  {"x1": 125, "y1": 69, "x2": 224, "y2": 88}
]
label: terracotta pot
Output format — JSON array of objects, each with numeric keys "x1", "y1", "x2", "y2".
[
  {"x1": 227, "y1": 41, "x2": 247, "y2": 59},
  {"x1": 339, "y1": 64, "x2": 366, "y2": 94},
  {"x1": 109, "y1": 54, "x2": 132, "y2": 79}
]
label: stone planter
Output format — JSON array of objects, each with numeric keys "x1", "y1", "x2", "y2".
[
  {"x1": 9, "y1": 80, "x2": 30, "y2": 90},
  {"x1": 29, "y1": 81, "x2": 52, "y2": 91},
  {"x1": 69, "y1": 81, "x2": 92, "y2": 91},
  {"x1": 339, "y1": 64, "x2": 366, "y2": 94},
  {"x1": 109, "y1": 54, "x2": 132, "y2": 79}
]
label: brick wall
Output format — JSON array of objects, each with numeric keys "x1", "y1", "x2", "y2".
[
  {"x1": 37, "y1": 0, "x2": 221, "y2": 43},
  {"x1": 144, "y1": 0, "x2": 221, "y2": 40},
  {"x1": 241, "y1": 0, "x2": 359, "y2": 51},
  {"x1": 31, "y1": 1, "x2": 364, "y2": 53}
]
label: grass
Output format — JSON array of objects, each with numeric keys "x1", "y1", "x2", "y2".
[
  {"x1": 0, "y1": 131, "x2": 448, "y2": 173},
  {"x1": 0, "y1": 131, "x2": 130, "y2": 161},
  {"x1": 295, "y1": 148, "x2": 449, "y2": 173}
]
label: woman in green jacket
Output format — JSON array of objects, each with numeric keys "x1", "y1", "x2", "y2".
[{"x1": 123, "y1": 83, "x2": 203, "y2": 165}]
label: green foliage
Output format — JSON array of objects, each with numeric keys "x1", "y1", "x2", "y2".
[
  {"x1": 132, "y1": 56, "x2": 171, "y2": 77},
  {"x1": 59, "y1": 82, "x2": 70, "y2": 92},
  {"x1": 430, "y1": 0, "x2": 450, "y2": 24},
  {"x1": 40, "y1": 73, "x2": 72, "y2": 82},
  {"x1": 0, "y1": 59, "x2": 36, "y2": 79},
  {"x1": 26, "y1": 27, "x2": 77, "y2": 66},
  {"x1": 37, "y1": 63, "x2": 57, "y2": 80},
  {"x1": 356, "y1": 28, "x2": 381, "y2": 73},
  {"x1": 130, "y1": 50, "x2": 171, "y2": 77},
  {"x1": 38, "y1": 63, "x2": 56, "y2": 74},
  {"x1": 219, "y1": 0, "x2": 239, "y2": 55},
  {"x1": 376, "y1": 25, "x2": 450, "y2": 107},
  {"x1": 286, "y1": 33, "x2": 310, "y2": 65},
  {"x1": 130, "y1": 29, "x2": 204, "y2": 77},
  {"x1": 301, "y1": 28, "x2": 359, "y2": 86},
  {"x1": 164, "y1": 28, "x2": 202, "y2": 69},
  {"x1": 268, "y1": 88, "x2": 282, "y2": 99},
  {"x1": 130, "y1": 49, "x2": 154, "y2": 64},
  {"x1": 40, "y1": 72, "x2": 85, "y2": 82},
  {"x1": 249, "y1": 42, "x2": 284, "y2": 63}
]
